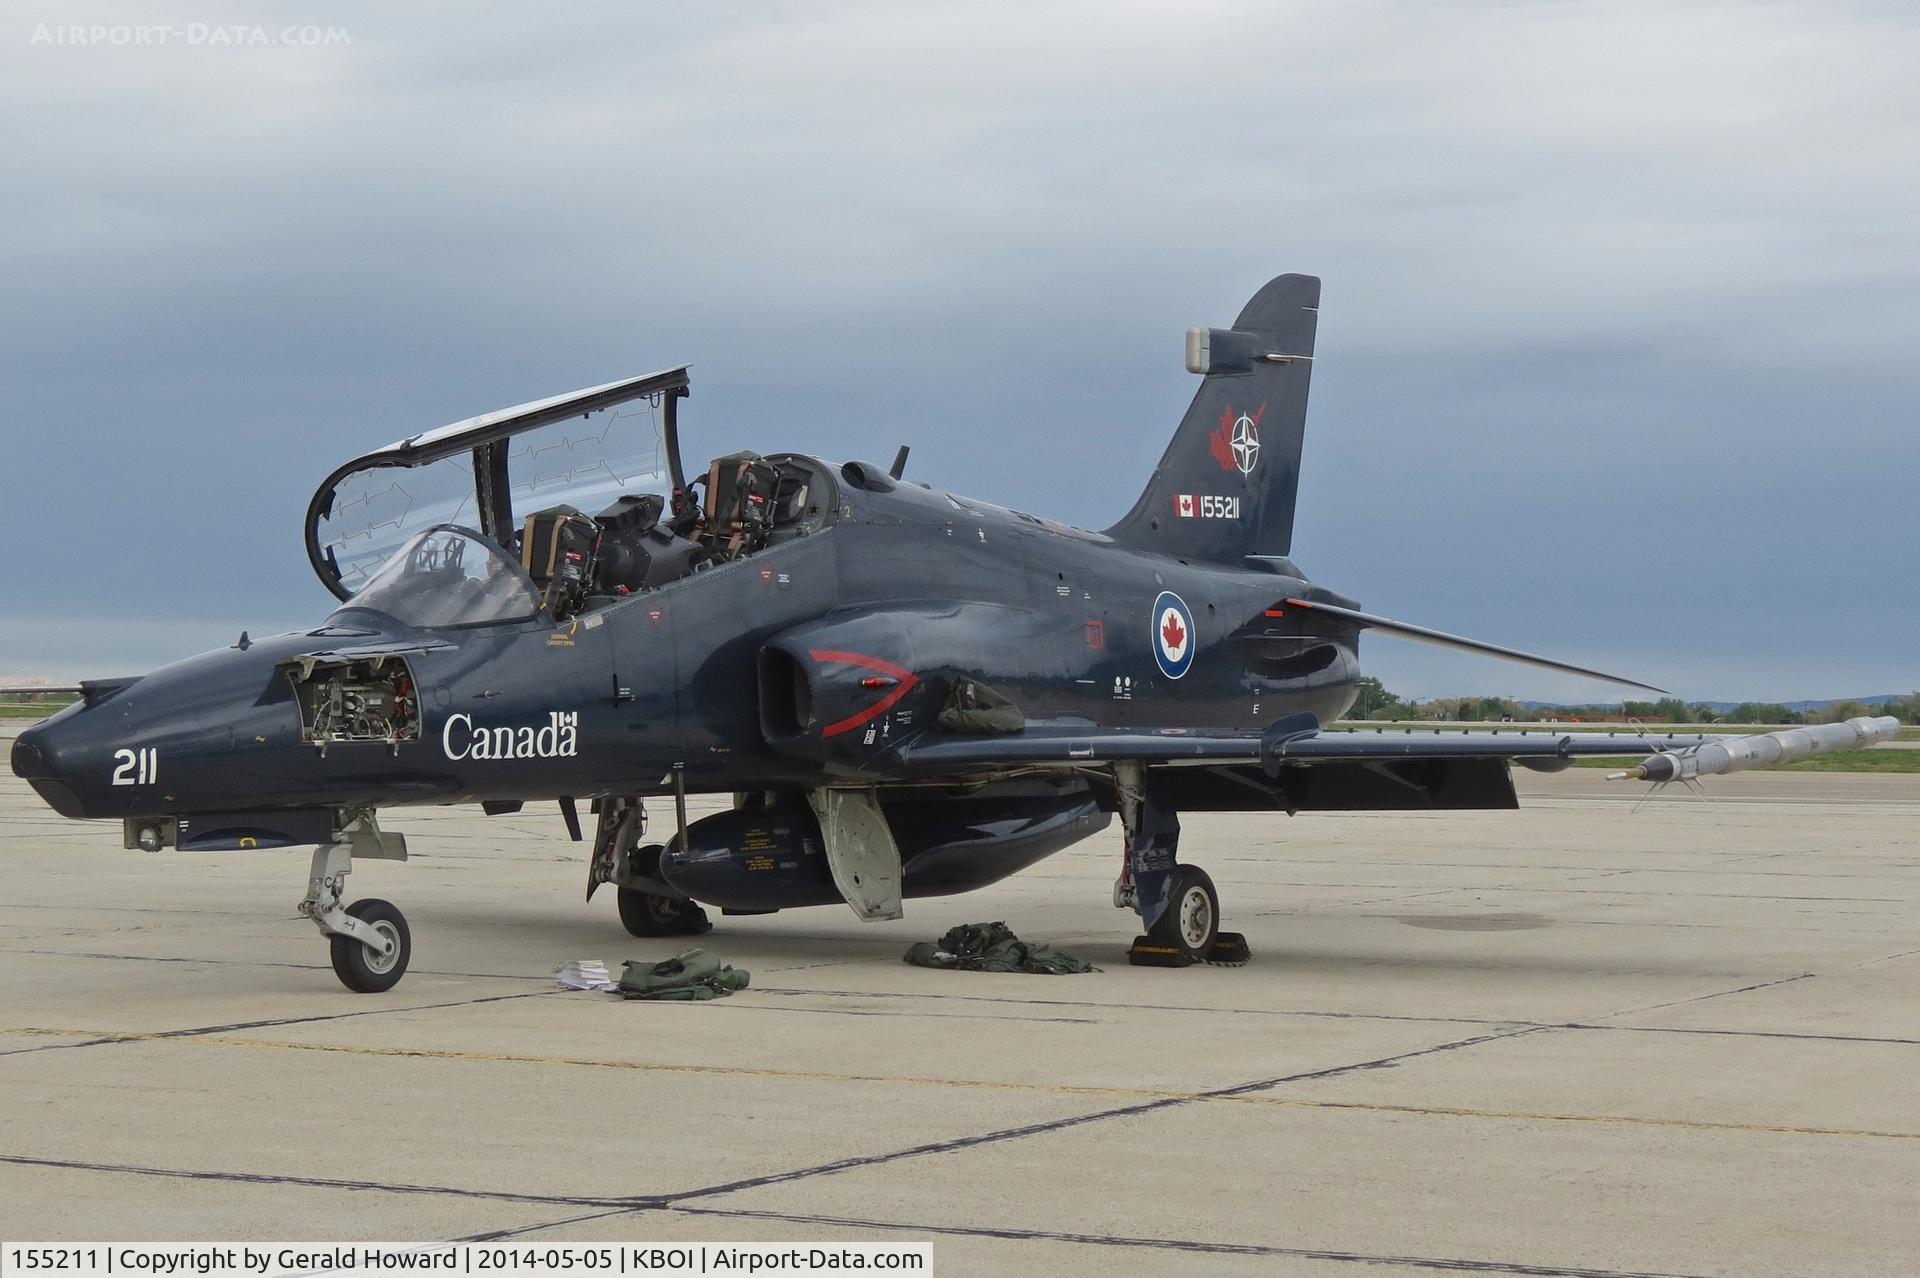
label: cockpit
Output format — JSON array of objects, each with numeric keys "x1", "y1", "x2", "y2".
[{"x1": 306, "y1": 368, "x2": 838, "y2": 627}]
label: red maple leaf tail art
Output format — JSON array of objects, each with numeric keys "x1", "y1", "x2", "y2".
[
  {"x1": 1208, "y1": 407, "x2": 1238, "y2": 471},
  {"x1": 1161, "y1": 611, "x2": 1186, "y2": 653}
]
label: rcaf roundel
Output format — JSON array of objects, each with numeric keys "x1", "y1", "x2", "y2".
[{"x1": 1151, "y1": 590, "x2": 1195, "y2": 679}]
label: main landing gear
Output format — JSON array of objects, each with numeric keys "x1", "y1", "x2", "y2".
[
  {"x1": 587, "y1": 796, "x2": 712, "y2": 938},
  {"x1": 299, "y1": 813, "x2": 413, "y2": 993},
  {"x1": 1113, "y1": 765, "x2": 1249, "y2": 968}
]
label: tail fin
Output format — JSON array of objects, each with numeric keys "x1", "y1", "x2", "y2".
[{"x1": 1105, "y1": 273, "x2": 1319, "y2": 565}]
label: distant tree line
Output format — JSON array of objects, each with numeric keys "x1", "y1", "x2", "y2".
[{"x1": 1342, "y1": 677, "x2": 1919, "y2": 725}]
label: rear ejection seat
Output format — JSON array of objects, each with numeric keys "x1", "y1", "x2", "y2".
[{"x1": 701, "y1": 452, "x2": 779, "y2": 562}]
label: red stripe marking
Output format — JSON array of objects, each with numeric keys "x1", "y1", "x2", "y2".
[{"x1": 810, "y1": 649, "x2": 920, "y2": 739}]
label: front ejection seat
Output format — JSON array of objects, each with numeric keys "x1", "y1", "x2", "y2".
[{"x1": 519, "y1": 505, "x2": 600, "y2": 620}]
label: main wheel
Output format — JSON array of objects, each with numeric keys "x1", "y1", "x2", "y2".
[
  {"x1": 1148, "y1": 865, "x2": 1219, "y2": 961},
  {"x1": 616, "y1": 887, "x2": 712, "y2": 937},
  {"x1": 329, "y1": 898, "x2": 411, "y2": 993}
]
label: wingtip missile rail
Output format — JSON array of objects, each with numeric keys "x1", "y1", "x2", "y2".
[{"x1": 1608, "y1": 716, "x2": 1901, "y2": 782}]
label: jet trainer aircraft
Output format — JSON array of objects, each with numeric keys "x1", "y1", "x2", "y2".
[{"x1": 9, "y1": 273, "x2": 1897, "y2": 991}]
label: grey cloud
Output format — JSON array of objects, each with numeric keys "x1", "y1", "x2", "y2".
[{"x1": 1, "y1": 0, "x2": 1914, "y2": 699}]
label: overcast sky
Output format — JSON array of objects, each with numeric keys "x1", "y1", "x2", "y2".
[{"x1": 3, "y1": 1, "x2": 1915, "y2": 701}]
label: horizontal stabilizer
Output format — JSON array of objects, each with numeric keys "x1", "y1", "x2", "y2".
[{"x1": 1282, "y1": 598, "x2": 1665, "y2": 694}]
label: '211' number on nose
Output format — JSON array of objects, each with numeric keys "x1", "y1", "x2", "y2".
[{"x1": 111, "y1": 748, "x2": 158, "y2": 786}]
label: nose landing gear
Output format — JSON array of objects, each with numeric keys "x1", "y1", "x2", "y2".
[{"x1": 299, "y1": 813, "x2": 413, "y2": 993}]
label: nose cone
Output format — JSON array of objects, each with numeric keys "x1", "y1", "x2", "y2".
[
  {"x1": 11, "y1": 721, "x2": 86, "y2": 817},
  {"x1": 10, "y1": 729, "x2": 46, "y2": 776}
]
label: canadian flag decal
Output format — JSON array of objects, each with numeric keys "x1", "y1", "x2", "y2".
[{"x1": 1175, "y1": 493, "x2": 1196, "y2": 518}]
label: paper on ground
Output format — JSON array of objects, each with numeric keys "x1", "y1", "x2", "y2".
[{"x1": 554, "y1": 959, "x2": 615, "y2": 991}]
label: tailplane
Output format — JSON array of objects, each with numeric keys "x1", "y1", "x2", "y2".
[{"x1": 1105, "y1": 273, "x2": 1318, "y2": 565}]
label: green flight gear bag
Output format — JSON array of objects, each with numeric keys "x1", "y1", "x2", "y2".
[
  {"x1": 904, "y1": 921, "x2": 1094, "y2": 975},
  {"x1": 617, "y1": 947, "x2": 751, "y2": 1000}
]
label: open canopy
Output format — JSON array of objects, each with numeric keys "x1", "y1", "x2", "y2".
[{"x1": 305, "y1": 366, "x2": 691, "y2": 599}]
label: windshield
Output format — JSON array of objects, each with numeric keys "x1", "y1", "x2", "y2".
[{"x1": 336, "y1": 526, "x2": 540, "y2": 628}]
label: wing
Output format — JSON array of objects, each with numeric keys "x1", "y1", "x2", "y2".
[
  {"x1": 896, "y1": 715, "x2": 1901, "y2": 778},
  {"x1": 899, "y1": 724, "x2": 1709, "y2": 767}
]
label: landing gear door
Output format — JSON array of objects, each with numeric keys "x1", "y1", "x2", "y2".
[{"x1": 806, "y1": 788, "x2": 904, "y2": 921}]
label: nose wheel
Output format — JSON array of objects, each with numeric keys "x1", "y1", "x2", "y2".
[
  {"x1": 298, "y1": 825, "x2": 414, "y2": 993},
  {"x1": 328, "y1": 898, "x2": 411, "y2": 992}
]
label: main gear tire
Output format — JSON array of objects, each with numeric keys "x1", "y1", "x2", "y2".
[
  {"x1": 617, "y1": 887, "x2": 712, "y2": 937},
  {"x1": 1147, "y1": 865, "x2": 1219, "y2": 962}
]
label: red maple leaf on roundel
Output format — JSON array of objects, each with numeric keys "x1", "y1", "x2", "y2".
[{"x1": 1161, "y1": 610, "x2": 1186, "y2": 654}]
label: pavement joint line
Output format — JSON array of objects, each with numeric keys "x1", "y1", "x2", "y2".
[
  {"x1": 1589, "y1": 971, "x2": 1816, "y2": 1021},
  {"x1": 1850, "y1": 946, "x2": 1920, "y2": 969},
  {"x1": 0, "y1": 945, "x2": 552, "y2": 982},
  {"x1": 758, "y1": 960, "x2": 865, "y2": 973},
  {"x1": 450, "y1": 1207, "x2": 657, "y2": 1243},
  {"x1": 700, "y1": 1000, "x2": 1102, "y2": 1025},
  {"x1": 1567, "y1": 1022, "x2": 1920, "y2": 1047},
  {"x1": 1226, "y1": 1096, "x2": 1920, "y2": 1141},
  {"x1": 747, "y1": 984, "x2": 1547, "y2": 1028},
  {"x1": 0, "y1": 1025, "x2": 1443, "y2": 1104},
  {"x1": 1, "y1": 1021, "x2": 1910, "y2": 1140},
  {"x1": 447, "y1": 1197, "x2": 1718, "y2": 1276},
  {"x1": 664, "y1": 1205, "x2": 1714, "y2": 1278},
  {"x1": 1252, "y1": 910, "x2": 1902, "y2": 935},
  {"x1": 755, "y1": 988, "x2": 1920, "y2": 1047},
  {"x1": 0, "y1": 990, "x2": 563, "y2": 1057},
  {"x1": 635, "y1": 1025, "x2": 1554, "y2": 1208},
  {"x1": 0, "y1": 1153, "x2": 627, "y2": 1209},
  {"x1": 1468, "y1": 887, "x2": 1909, "y2": 903}
]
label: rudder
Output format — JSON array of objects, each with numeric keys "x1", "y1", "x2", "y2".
[{"x1": 1105, "y1": 273, "x2": 1319, "y2": 564}]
